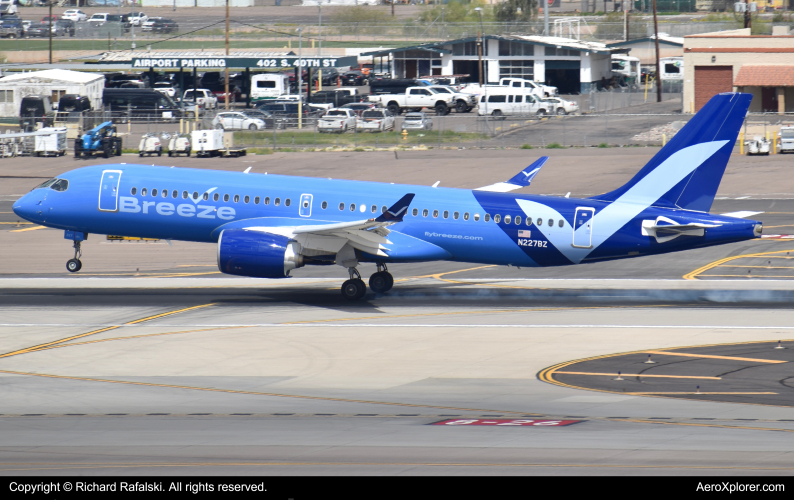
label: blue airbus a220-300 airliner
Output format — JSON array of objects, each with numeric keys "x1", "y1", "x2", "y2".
[{"x1": 14, "y1": 93, "x2": 762, "y2": 300}]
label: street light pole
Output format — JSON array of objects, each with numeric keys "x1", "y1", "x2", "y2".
[
  {"x1": 225, "y1": 0, "x2": 230, "y2": 110},
  {"x1": 652, "y1": 0, "x2": 661, "y2": 103},
  {"x1": 297, "y1": 28, "x2": 303, "y2": 129},
  {"x1": 474, "y1": 7, "x2": 483, "y2": 86},
  {"x1": 48, "y1": 1, "x2": 52, "y2": 65}
]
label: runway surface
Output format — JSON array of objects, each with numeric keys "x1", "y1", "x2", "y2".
[{"x1": 2, "y1": 149, "x2": 794, "y2": 475}]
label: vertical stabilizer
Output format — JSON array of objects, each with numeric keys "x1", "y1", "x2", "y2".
[{"x1": 590, "y1": 93, "x2": 751, "y2": 212}]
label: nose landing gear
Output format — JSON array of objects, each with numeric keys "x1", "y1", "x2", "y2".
[
  {"x1": 64, "y1": 231, "x2": 85, "y2": 273},
  {"x1": 369, "y1": 263, "x2": 394, "y2": 294}
]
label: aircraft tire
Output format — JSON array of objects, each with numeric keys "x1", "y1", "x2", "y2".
[
  {"x1": 341, "y1": 279, "x2": 366, "y2": 300},
  {"x1": 66, "y1": 259, "x2": 81, "y2": 273},
  {"x1": 369, "y1": 272, "x2": 394, "y2": 293}
]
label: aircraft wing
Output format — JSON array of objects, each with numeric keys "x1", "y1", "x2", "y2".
[
  {"x1": 475, "y1": 156, "x2": 548, "y2": 193},
  {"x1": 244, "y1": 194, "x2": 415, "y2": 258}
]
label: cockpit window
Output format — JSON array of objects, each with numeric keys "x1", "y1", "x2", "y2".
[
  {"x1": 32, "y1": 178, "x2": 58, "y2": 190},
  {"x1": 50, "y1": 179, "x2": 69, "y2": 192}
]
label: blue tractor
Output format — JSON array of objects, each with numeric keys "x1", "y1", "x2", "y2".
[{"x1": 74, "y1": 121, "x2": 123, "y2": 159}]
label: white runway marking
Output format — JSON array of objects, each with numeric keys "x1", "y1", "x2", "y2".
[{"x1": 1, "y1": 323, "x2": 794, "y2": 329}]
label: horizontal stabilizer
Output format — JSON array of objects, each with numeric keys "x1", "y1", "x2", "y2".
[
  {"x1": 642, "y1": 216, "x2": 721, "y2": 243},
  {"x1": 475, "y1": 156, "x2": 548, "y2": 193}
]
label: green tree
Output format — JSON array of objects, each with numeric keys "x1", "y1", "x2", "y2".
[{"x1": 494, "y1": 0, "x2": 538, "y2": 22}]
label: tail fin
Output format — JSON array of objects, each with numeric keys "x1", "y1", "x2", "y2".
[{"x1": 590, "y1": 93, "x2": 751, "y2": 212}]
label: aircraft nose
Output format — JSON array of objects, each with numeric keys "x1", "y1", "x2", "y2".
[{"x1": 12, "y1": 193, "x2": 41, "y2": 223}]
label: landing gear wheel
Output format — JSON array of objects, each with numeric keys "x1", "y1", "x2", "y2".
[
  {"x1": 341, "y1": 278, "x2": 367, "y2": 300},
  {"x1": 369, "y1": 271, "x2": 394, "y2": 293},
  {"x1": 66, "y1": 258, "x2": 82, "y2": 273}
]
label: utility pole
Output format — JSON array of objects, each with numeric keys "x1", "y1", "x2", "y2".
[
  {"x1": 48, "y1": 1, "x2": 53, "y2": 64},
  {"x1": 625, "y1": 8, "x2": 629, "y2": 41},
  {"x1": 544, "y1": 0, "x2": 549, "y2": 36},
  {"x1": 652, "y1": 0, "x2": 661, "y2": 103},
  {"x1": 744, "y1": 0, "x2": 752, "y2": 29},
  {"x1": 297, "y1": 28, "x2": 303, "y2": 129},
  {"x1": 391, "y1": 0, "x2": 394, "y2": 17},
  {"x1": 225, "y1": 0, "x2": 230, "y2": 110},
  {"x1": 475, "y1": 7, "x2": 483, "y2": 86}
]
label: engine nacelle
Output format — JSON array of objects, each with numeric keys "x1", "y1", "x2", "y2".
[{"x1": 217, "y1": 229, "x2": 303, "y2": 278}]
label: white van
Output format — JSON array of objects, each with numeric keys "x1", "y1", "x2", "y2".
[
  {"x1": 477, "y1": 86, "x2": 557, "y2": 118},
  {"x1": 251, "y1": 74, "x2": 289, "y2": 103}
]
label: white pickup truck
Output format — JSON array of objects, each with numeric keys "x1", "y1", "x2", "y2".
[
  {"x1": 182, "y1": 89, "x2": 218, "y2": 110},
  {"x1": 368, "y1": 87, "x2": 455, "y2": 116},
  {"x1": 318, "y1": 108, "x2": 357, "y2": 133},
  {"x1": 423, "y1": 85, "x2": 477, "y2": 113}
]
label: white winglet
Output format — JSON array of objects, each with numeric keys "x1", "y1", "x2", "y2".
[{"x1": 244, "y1": 167, "x2": 252, "y2": 174}]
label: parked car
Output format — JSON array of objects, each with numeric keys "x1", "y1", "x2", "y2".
[
  {"x1": 142, "y1": 17, "x2": 178, "y2": 33},
  {"x1": 27, "y1": 21, "x2": 67, "y2": 37},
  {"x1": 182, "y1": 88, "x2": 217, "y2": 109},
  {"x1": 0, "y1": 17, "x2": 23, "y2": 38},
  {"x1": 107, "y1": 74, "x2": 146, "y2": 88},
  {"x1": 153, "y1": 81, "x2": 178, "y2": 98},
  {"x1": 106, "y1": 14, "x2": 131, "y2": 32},
  {"x1": 103, "y1": 88, "x2": 183, "y2": 122},
  {"x1": 212, "y1": 111, "x2": 272, "y2": 131},
  {"x1": 87, "y1": 13, "x2": 109, "y2": 24},
  {"x1": 62, "y1": 9, "x2": 88, "y2": 22},
  {"x1": 40, "y1": 15, "x2": 59, "y2": 23},
  {"x1": 340, "y1": 102, "x2": 376, "y2": 117},
  {"x1": 341, "y1": 70, "x2": 368, "y2": 86},
  {"x1": 127, "y1": 12, "x2": 148, "y2": 26},
  {"x1": 58, "y1": 94, "x2": 91, "y2": 112},
  {"x1": 313, "y1": 67, "x2": 340, "y2": 86},
  {"x1": 318, "y1": 108, "x2": 357, "y2": 134},
  {"x1": 542, "y1": 97, "x2": 579, "y2": 115},
  {"x1": 255, "y1": 101, "x2": 320, "y2": 126},
  {"x1": 21, "y1": 19, "x2": 30, "y2": 34},
  {"x1": 357, "y1": 109, "x2": 394, "y2": 133},
  {"x1": 423, "y1": 84, "x2": 477, "y2": 113},
  {"x1": 401, "y1": 112, "x2": 433, "y2": 131},
  {"x1": 206, "y1": 83, "x2": 242, "y2": 103},
  {"x1": 55, "y1": 19, "x2": 76, "y2": 37}
]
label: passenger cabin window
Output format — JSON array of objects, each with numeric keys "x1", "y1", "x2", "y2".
[
  {"x1": 443, "y1": 211, "x2": 449, "y2": 219},
  {"x1": 162, "y1": 189, "x2": 167, "y2": 198},
  {"x1": 172, "y1": 190, "x2": 178, "y2": 198},
  {"x1": 244, "y1": 195, "x2": 250, "y2": 204},
  {"x1": 463, "y1": 212, "x2": 469, "y2": 221},
  {"x1": 255, "y1": 196, "x2": 260, "y2": 204},
  {"x1": 515, "y1": 215, "x2": 521, "y2": 225},
  {"x1": 432, "y1": 210, "x2": 439, "y2": 218},
  {"x1": 422, "y1": 209, "x2": 429, "y2": 217},
  {"x1": 504, "y1": 215, "x2": 511, "y2": 224},
  {"x1": 339, "y1": 202, "x2": 345, "y2": 211},
  {"x1": 234, "y1": 195, "x2": 240, "y2": 203},
  {"x1": 285, "y1": 199, "x2": 291, "y2": 207},
  {"x1": 526, "y1": 217, "x2": 532, "y2": 225},
  {"x1": 537, "y1": 218, "x2": 542, "y2": 225},
  {"x1": 193, "y1": 192, "x2": 199, "y2": 200},
  {"x1": 558, "y1": 219, "x2": 564, "y2": 227},
  {"x1": 202, "y1": 192, "x2": 209, "y2": 201},
  {"x1": 151, "y1": 189, "x2": 158, "y2": 197},
  {"x1": 371, "y1": 205, "x2": 377, "y2": 213},
  {"x1": 224, "y1": 194, "x2": 230, "y2": 202},
  {"x1": 495, "y1": 215, "x2": 502, "y2": 223},
  {"x1": 131, "y1": 187, "x2": 137, "y2": 195},
  {"x1": 275, "y1": 197, "x2": 281, "y2": 206},
  {"x1": 485, "y1": 214, "x2": 491, "y2": 222},
  {"x1": 264, "y1": 197, "x2": 270, "y2": 205},
  {"x1": 349, "y1": 203, "x2": 355, "y2": 212},
  {"x1": 182, "y1": 191, "x2": 188, "y2": 199},
  {"x1": 141, "y1": 188, "x2": 148, "y2": 196},
  {"x1": 548, "y1": 219, "x2": 553, "y2": 227},
  {"x1": 453, "y1": 212, "x2": 459, "y2": 220},
  {"x1": 381, "y1": 206, "x2": 387, "y2": 213},
  {"x1": 474, "y1": 213, "x2": 480, "y2": 221},
  {"x1": 412, "y1": 208, "x2": 418, "y2": 216},
  {"x1": 321, "y1": 201, "x2": 328, "y2": 209}
]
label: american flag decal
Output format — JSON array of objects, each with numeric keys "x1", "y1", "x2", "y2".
[{"x1": 518, "y1": 230, "x2": 531, "y2": 238}]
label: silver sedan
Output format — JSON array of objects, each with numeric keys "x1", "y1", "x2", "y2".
[{"x1": 401, "y1": 112, "x2": 433, "y2": 131}]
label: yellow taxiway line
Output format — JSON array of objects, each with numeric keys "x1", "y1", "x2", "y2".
[
  {"x1": 644, "y1": 350, "x2": 786, "y2": 364},
  {"x1": 555, "y1": 371, "x2": 721, "y2": 380},
  {"x1": 684, "y1": 248, "x2": 794, "y2": 279}
]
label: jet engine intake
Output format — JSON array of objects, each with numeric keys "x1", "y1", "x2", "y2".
[{"x1": 218, "y1": 229, "x2": 303, "y2": 278}]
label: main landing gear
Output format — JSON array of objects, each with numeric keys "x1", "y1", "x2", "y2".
[
  {"x1": 340, "y1": 264, "x2": 394, "y2": 300},
  {"x1": 66, "y1": 239, "x2": 82, "y2": 273}
]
